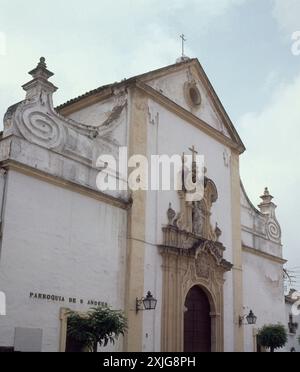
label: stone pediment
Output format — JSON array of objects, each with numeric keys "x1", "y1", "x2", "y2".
[
  {"x1": 144, "y1": 59, "x2": 245, "y2": 153},
  {"x1": 56, "y1": 58, "x2": 245, "y2": 154}
]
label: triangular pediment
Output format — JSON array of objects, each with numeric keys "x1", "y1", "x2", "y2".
[
  {"x1": 139, "y1": 59, "x2": 245, "y2": 153},
  {"x1": 57, "y1": 58, "x2": 245, "y2": 153}
]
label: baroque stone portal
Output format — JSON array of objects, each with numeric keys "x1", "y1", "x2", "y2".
[{"x1": 160, "y1": 167, "x2": 232, "y2": 352}]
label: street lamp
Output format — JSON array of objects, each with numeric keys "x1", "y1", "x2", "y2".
[
  {"x1": 136, "y1": 291, "x2": 158, "y2": 313},
  {"x1": 239, "y1": 310, "x2": 257, "y2": 327}
]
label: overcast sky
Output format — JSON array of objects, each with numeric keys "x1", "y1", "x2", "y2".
[{"x1": 0, "y1": 0, "x2": 299, "y2": 286}]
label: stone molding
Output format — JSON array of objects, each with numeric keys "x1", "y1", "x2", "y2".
[
  {"x1": 0, "y1": 159, "x2": 131, "y2": 211},
  {"x1": 242, "y1": 245, "x2": 287, "y2": 265}
]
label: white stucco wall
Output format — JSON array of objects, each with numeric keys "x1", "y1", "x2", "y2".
[
  {"x1": 240, "y1": 182, "x2": 286, "y2": 352},
  {"x1": 67, "y1": 94, "x2": 129, "y2": 150},
  {"x1": 242, "y1": 251, "x2": 286, "y2": 352},
  {"x1": 0, "y1": 170, "x2": 127, "y2": 352},
  {"x1": 142, "y1": 97, "x2": 235, "y2": 352},
  {"x1": 285, "y1": 300, "x2": 300, "y2": 353}
]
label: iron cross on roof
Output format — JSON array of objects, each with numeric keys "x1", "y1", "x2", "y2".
[{"x1": 180, "y1": 34, "x2": 187, "y2": 57}]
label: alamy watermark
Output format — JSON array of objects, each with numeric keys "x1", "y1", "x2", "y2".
[
  {"x1": 291, "y1": 31, "x2": 300, "y2": 56},
  {"x1": 0, "y1": 32, "x2": 6, "y2": 56},
  {"x1": 0, "y1": 291, "x2": 6, "y2": 316},
  {"x1": 96, "y1": 148, "x2": 205, "y2": 202}
]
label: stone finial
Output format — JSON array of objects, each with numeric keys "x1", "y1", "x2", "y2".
[
  {"x1": 37, "y1": 56, "x2": 46, "y2": 68},
  {"x1": 167, "y1": 203, "x2": 176, "y2": 225},
  {"x1": 27, "y1": 56, "x2": 54, "y2": 80},
  {"x1": 258, "y1": 187, "x2": 277, "y2": 215},
  {"x1": 261, "y1": 187, "x2": 273, "y2": 203},
  {"x1": 215, "y1": 223, "x2": 222, "y2": 242},
  {"x1": 176, "y1": 56, "x2": 191, "y2": 64},
  {"x1": 22, "y1": 57, "x2": 57, "y2": 100}
]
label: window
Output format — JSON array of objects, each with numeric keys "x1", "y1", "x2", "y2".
[
  {"x1": 184, "y1": 82, "x2": 202, "y2": 108},
  {"x1": 189, "y1": 86, "x2": 201, "y2": 106}
]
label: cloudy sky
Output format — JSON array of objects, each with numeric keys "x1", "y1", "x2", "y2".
[{"x1": 0, "y1": 0, "x2": 299, "y2": 285}]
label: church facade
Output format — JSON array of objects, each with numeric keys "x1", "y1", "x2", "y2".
[{"x1": 0, "y1": 57, "x2": 286, "y2": 352}]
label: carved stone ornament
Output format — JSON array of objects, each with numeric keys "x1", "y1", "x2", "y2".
[
  {"x1": 265, "y1": 217, "x2": 281, "y2": 242},
  {"x1": 170, "y1": 168, "x2": 219, "y2": 241},
  {"x1": 160, "y1": 164, "x2": 233, "y2": 352},
  {"x1": 3, "y1": 58, "x2": 127, "y2": 156},
  {"x1": 258, "y1": 188, "x2": 282, "y2": 243},
  {"x1": 184, "y1": 81, "x2": 202, "y2": 108},
  {"x1": 160, "y1": 228, "x2": 232, "y2": 352},
  {"x1": 167, "y1": 203, "x2": 176, "y2": 225}
]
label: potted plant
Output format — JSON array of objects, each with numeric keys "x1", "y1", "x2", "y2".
[
  {"x1": 67, "y1": 306, "x2": 127, "y2": 352},
  {"x1": 257, "y1": 324, "x2": 288, "y2": 353}
]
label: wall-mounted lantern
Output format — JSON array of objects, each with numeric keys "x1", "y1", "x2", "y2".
[
  {"x1": 239, "y1": 310, "x2": 257, "y2": 327},
  {"x1": 136, "y1": 291, "x2": 158, "y2": 313}
]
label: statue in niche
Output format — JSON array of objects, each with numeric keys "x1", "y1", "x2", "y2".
[
  {"x1": 192, "y1": 200, "x2": 205, "y2": 236},
  {"x1": 192, "y1": 177, "x2": 218, "y2": 241},
  {"x1": 165, "y1": 147, "x2": 222, "y2": 242}
]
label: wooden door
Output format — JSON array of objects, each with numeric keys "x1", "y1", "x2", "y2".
[{"x1": 184, "y1": 286, "x2": 211, "y2": 352}]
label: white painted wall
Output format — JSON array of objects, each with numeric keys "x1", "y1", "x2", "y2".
[
  {"x1": 142, "y1": 97, "x2": 235, "y2": 351},
  {"x1": 0, "y1": 170, "x2": 127, "y2": 352},
  {"x1": 242, "y1": 251, "x2": 286, "y2": 352},
  {"x1": 241, "y1": 184, "x2": 286, "y2": 352},
  {"x1": 285, "y1": 300, "x2": 300, "y2": 353},
  {"x1": 68, "y1": 94, "x2": 129, "y2": 150}
]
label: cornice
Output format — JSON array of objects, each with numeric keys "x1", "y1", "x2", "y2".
[
  {"x1": 1, "y1": 160, "x2": 132, "y2": 211},
  {"x1": 56, "y1": 59, "x2": 194, "y2": 114},
  {"x1": 191, "y1": 60, "x2": 245, "y2": 153},
  {"x1": 240, "y1": 180, "x2": 264, "y2": 217},
  {"x1": 242, "y1": 245, "x2": 286, "y2": 265}
]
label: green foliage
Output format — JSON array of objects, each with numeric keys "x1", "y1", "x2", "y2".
[
  {"x1": 258, "y1": 324, "x2": 288, "y2": 352},
  {"x1": 67, "y1": 306, "x2": 127, "y2": 352}
]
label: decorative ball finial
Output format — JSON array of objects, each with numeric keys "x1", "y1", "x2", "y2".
[
  {"x1": 23, "y1": 57, "x2": 56, "y2": 96},
  {"x1": 260, "y1": 187, "x2": 273, "y2": 203},
  {"x1": 37, "y1": 57, "x2": 47, "y2": 69},
  {"x1": 259, "y1": 186, "x2": 276, "y2": 214}
]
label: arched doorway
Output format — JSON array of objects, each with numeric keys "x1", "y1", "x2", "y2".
[{"x1": 184, "y1": 286, "x2": 211, "y2": 352}]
